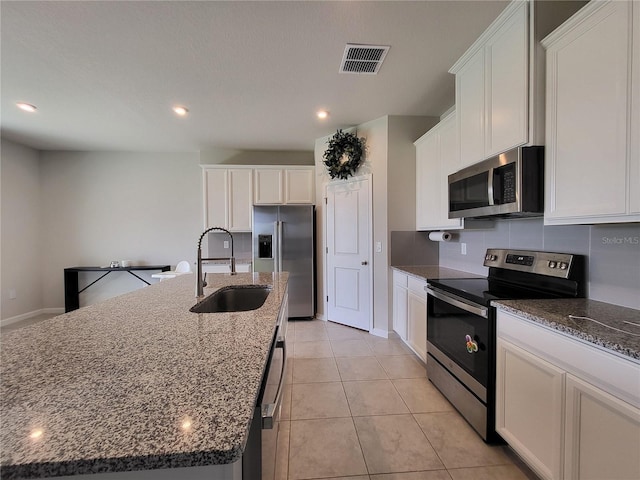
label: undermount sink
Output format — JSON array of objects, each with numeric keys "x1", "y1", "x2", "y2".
[{"x1": 190, "y1": 285, "x2": 272, "y2": 313}]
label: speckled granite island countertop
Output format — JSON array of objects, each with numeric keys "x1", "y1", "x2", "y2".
[
  {"x1": 391, "y1": 265, "x2": 483, "y2": 282},
  {"x1": 493, "y1": 298, "x2": 640, "y2": 361},
  {"x1": 1, "y1": 272, "x2": 288, "y2": 479}
]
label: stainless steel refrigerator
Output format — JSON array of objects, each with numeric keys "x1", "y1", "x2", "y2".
[{"x1": 253, "y1": 205, "x2": 315, "y2": 318}]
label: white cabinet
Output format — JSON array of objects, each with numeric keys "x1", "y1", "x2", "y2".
[
  {"x1": 450, "y1": 1, "x2": 532, "y2": 168},
  {"x1": 253, "y1": 166, "x2": 315, "y2": 205},
  {"x1": 415, "y1": 111, "x2": 464, "y2": 231},
  {"x1": 406, "y1": 276, "x2": 427, "y2": 362},
  {"x1": 391, "y1": 271, "x2": 427, "y2": 362},
  {"x1": 392, "y1": 270, "x2": 408, "y2": 340},
  {"x1": 564, "y1": 374, "x2": 640, "y2": 480},
  {"x1": 496, "y1": 309, "x2": 640, "y2": 480},
  {"x1": 496, "y1": 339, "x2": 565, "y2": 480},
  {"x1": 543, "y1": 0, "x2": 640, "y2": 224},
  {"x1": 202, "y1": 167, "x2": 253, "y2": 232},
  {"x1": 254, "y1": 168, "x2": 284, "y2": 204}
]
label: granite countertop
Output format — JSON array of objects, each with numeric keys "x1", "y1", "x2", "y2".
[
  {"x1": 493, "y1": 298, "x2": 640, "y2": 361},
  {"x1": 391, "y1": 265, "x2": 483, "y2": 282},
  {"x1": 1, "y1": 272, "x2": 288, "y2": 479}
]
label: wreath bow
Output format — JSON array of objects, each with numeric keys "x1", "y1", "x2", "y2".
[{"x1": 323, "y1": 130, "x2": 365, "y2": 180}]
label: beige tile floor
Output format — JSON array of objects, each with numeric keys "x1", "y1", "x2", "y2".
[{"x1": 274, "y1": 318, "x2": 539, "y2": 480}]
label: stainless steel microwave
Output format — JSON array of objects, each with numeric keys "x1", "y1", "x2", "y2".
[{"x1": 448, "y1": 146, "x2": 544, "y2": 219}]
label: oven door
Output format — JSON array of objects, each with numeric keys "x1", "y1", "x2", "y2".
[{"x1": 426, "y1": 286, "x2": 491, "y2": 402}]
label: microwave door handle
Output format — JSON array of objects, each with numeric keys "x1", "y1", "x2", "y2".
[
  {"x1": 426, "y1": 287, "x2": 488, "y2": 318},
  {"x1": 487, "y1": 168, "x2": 495, "y2": 206}
]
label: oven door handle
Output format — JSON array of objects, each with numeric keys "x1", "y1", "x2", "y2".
[{"x1": 425, "y1": 286, "x2": 488, "y2": 318}]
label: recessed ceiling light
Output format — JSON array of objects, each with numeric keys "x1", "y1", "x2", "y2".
[
  {"x1": 17, "y1": 102, "x2": 37, "y2": 113},
  {"x1": 173, "y1": 106, "x2": 188, "y2": 116},
  {"x1": 316, "y1": 110, "x2": 329, "y2": 119}
]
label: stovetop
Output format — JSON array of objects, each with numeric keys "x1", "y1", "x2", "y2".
[
  {"x1": 426, "y1": 277, "x2": 569, "y2": 307},
  {"x1": 427, "y1": 249, "x2": 585, "y2": 306}
]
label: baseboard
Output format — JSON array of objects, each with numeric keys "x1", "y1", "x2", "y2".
[
  {"x1": 371, "y1": 327, "x2": 391, "y2": 338},
  {"x1": 1, "y1": 307, "x2": 64, "y2": 327},
  {"x1": 315, "y1": 312, "x2": 327, "y2": 321}
]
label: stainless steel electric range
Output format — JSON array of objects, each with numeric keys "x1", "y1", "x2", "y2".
[{"x1": 425, "y1": 249, "x2": 585, "y2": 442}]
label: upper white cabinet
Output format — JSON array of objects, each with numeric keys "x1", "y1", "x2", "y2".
[
  {"x1": 254, "y1": 168, "x2": 284, "y2": 204},
  {"x1": 254, "y1": 166, "x2": 315, "y2": 205},
  {"x1": 543, "y1": 0, "x2": 640, "y2": 224},
  {"x1": 415, "y1": 111, "x2": 464, "y2": 230},
  {"x1": 450, "y1": 1, "x2": 532, "y2": 168},
  {"x1": 202, "y1": 166, "x2": 253, "y2": 232}
]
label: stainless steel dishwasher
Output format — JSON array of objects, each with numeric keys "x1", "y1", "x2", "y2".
[{"x1": 244, "y1": 300, "x2": 288, "y2": 480}]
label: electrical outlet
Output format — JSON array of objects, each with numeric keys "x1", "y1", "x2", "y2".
[
  {"x1": 461, "y1": 243, "x2": 467, "y2": 255},
  {"x1": 375, "y1": 241, "x2": 382, "y2": 253},
  {"x1": 223, "y1": 241, "x2": 229, "y2": 249},
  {"x1": 8, "y1": 288, "x2": 17, "y2": 300}
]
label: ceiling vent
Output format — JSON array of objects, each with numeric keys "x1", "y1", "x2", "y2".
[{"x1": 339, "y1": 44, "x2": 390, "y2": 74}]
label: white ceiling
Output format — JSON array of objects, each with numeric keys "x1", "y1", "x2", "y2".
[{"x1": 1, "y1": 1, "x2": 508, "y2": 152}]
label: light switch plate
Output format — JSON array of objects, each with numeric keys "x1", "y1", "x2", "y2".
[
  {"x1": 375, "y1": 241, "x2": 382, "y2": 253},
  {"x1": 223, "y1": 241, "x2": 229, "y2": 249},
  {"x1": 461, "y1": 243, "x2": 467, "y2": 255},
  {"x1": 8, "y1": 288, "x2": 17, "y2": 300}
]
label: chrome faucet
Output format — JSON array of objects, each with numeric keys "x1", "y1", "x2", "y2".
[{"x1": 196, "y1": 227, "x2": 236, "y2": 297}]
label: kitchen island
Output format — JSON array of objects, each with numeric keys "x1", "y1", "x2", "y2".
[{"x1": 1, "y1": 272, "x2": 289, "y2": 479}]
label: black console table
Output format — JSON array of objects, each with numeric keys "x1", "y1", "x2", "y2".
[{"x1": 64, "y1": 265, "x2": 170, "y2": 312}]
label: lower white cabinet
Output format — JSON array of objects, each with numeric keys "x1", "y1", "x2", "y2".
[
  {"x1": 564, "y1": 374, "x2": 640, "y2": 480},
  {"x1": 392, "y1": 270, "x2": 427, "y2": 362},
  {"x1": 496, "y1": 338, "x2": 565, "y2": 480},
  {"x1": 392, "y1": 270, "x2": 408, "y2": 340},
  {"x1": 406, "y1": 279, "x2": 427, "y2": 362},
  {"x1": 496, "y1": 309, "x2": 640, "y2": 480}
]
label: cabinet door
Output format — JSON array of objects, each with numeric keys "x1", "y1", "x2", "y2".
[
  {"x1": 485, "y1": 2, "x2": 528, "y2": 156},
  {"x1": 564, "y1": 374, "x2": 640, "y2": 480},
  {"x1": 392, "y1": 276, "x2": 408, "y2": 341},
  {"x1": 406, "y1": 281, "x2": 427, "y2": 362},
  {"x1": 415, "y1": 130, "x2": 439, "y2": 230},
  {"x1": 285, "y1": 168, "x2": 315, "y2": 204},
  {"x1": 457, "y1": 48, "x2": 486, "y2": 168},
  {"x1": 438, "y1": 113, "x2": 464, "y2": 229},
  {"x1": 254, "y1": 169, "x2": 284, "y2": 205},
  {"x1": 630, "y1": 3, "x2": 640, "y2": 215},
  {"x1": 228, "y1": 169, "x2": 253, "y2": 231},
  {"x1": 545, "y1": 1, "x2": 631, "y2": 223},
  {"x1": 204, "y1": 169, "x2": 228, "y2": 229},
  {"x1": 496, "y1": 339, "x2": 564, "y2": 480}
]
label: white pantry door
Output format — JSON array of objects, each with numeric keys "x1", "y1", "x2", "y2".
[{"x1": 326, "y1": 176, "x2": 371, "y2": 331}]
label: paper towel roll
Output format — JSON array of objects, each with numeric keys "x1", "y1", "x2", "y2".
[{"x1": 428, "y1": 231, "x2": 452, "y2": 242}]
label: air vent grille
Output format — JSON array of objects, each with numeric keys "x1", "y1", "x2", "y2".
[{"x1": 339, "y1": 44, "x2": 390, "y2": 74}]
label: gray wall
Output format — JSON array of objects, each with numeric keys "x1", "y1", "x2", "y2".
[
  {"x1": 38, "y1": 151, "x2": 202, "y2": 309},
  {"x1": 1, "y1": 139, "x2": 43, "y2": 319},
  {"x1": 438, "y1": 218, "x2": 640, "y2": 310}
]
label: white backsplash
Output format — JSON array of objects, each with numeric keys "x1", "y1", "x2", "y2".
[{"x1": 438, "y1": 218, "x2": 640, "y2": 310}]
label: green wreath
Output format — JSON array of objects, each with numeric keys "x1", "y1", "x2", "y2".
[{"x1": 323, "y1": 129, "x2": 365, "y2": 180}]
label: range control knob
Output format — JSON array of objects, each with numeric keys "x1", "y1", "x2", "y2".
[
  {"x1": 548, "y1": 261, "x2": 557, "y2": 268},
  {"x1": 559, "y1": 262, "x2": 568, "y2": 270}
]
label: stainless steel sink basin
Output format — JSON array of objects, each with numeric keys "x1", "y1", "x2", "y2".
[{"x1": 190, "y1": 285, "x2": 272, "y2": 313}]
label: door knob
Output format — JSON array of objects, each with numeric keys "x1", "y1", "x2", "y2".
[{"x1": 361, "y1": 260, "x2": 368, "y2": 265}]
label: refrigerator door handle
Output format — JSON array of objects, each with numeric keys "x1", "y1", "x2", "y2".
[{"x1": 277, "y1": 221, "x2": 283, "y2": 272}]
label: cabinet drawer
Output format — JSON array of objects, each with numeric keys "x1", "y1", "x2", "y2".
[
  {"x1": 407, "y1": 276, "x2": 427, "y2": 297},
  {"x1": 497, "y1": 310, "x2": 640, "y2": 408},
  {"x1": 393, "y1": 270, "x2": 408, "y2": 288}
]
